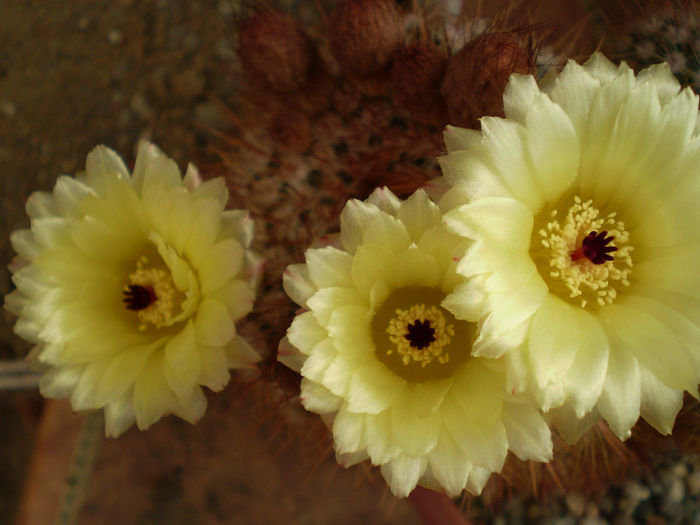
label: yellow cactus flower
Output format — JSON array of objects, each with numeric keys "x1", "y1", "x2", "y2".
[
  {"x1": 441, "y1": 53, "x2": 700, "y2": 441},
  {"x1": 5, "y1": 142, "x2": 262, "y2": 437},
  {"x1": 279, "y1": 188, "x2": 551, "y2": 498}
]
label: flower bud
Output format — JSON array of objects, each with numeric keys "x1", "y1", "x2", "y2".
[
  {"x1": 441, "y1": 32, "x2": 535, "y2": 128},
  {"x1": 329, "y1": 0, "x2": 404, "y2": 78},
  {"x1": 237, "y1": 10, "x2": 313, "y2": 93}
]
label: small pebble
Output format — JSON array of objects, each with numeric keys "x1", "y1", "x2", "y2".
[
  {"x1": 687, "y1": 469, "x2": 700, "y2": 495},
  {"x1": 581, "y1": 516, "x2": 608, "y2": 525},
  {"x1": 668, "y1": 477, "x2": 685, "y2": 504},
  {"x1": 130, "y1": 93, "x2": 153, "y2": 119},
  {"x1": 1, "y1": 101, "x2": 16, "y2": 118},
  {"x1": 108, "y1": 29, "x2": 123, "y2": 45},
  {"x1": 670, "y1": 462, "x2": 688, "y2": 478},
  {"x1": 612, "y1": 516, "x2": 634, "y2": 525},
  {"x1": 173, "y1": 69, "x2": 205, "y2": 102},
  {"x1": 598, "y1": 494, "x2": 615, "y2": 515},
  {"x1": 214, "y1": 38, "x2": 236, "y2": 61},
  {"x1": 565, "y1": 493, "x2": 586, "y2": 517},
  {"x1": 217, "y1": 1, "x2": 234, "y2": 17},
  {"x1": 625, "y1": 481, "x2": 651, "y2": 502},
  {"x1": 183, "y1": 33, "x2": 199, "y2": 53},
  {"x1": 194, "y1": 103, "x2": 225, "y2": 129}
]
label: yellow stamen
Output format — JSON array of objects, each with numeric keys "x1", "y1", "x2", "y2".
[
  {"x1": 125, "y1": 255, "x2": 178, "y2": 330},
  {"x1": 371, "y1": 286, "x2": 472, "y2": 382},
  {"x1": 386, "y1": 304, "x2": 455, "y2": 367},
  {"x1": 535, "y1": 196, "x2": 633, "y2": 308}
]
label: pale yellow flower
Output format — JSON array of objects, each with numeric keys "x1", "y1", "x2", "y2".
[
  {"x1": 441, "y1": 53, "x2": 700, "y2": 441},
  {"x1": 5, "y1": 142, "x2": 261, "y2": 437},
  {"x1": 279, "y1": 188, "x2": 551, "y2": 498}
]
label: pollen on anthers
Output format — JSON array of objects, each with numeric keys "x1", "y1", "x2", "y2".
[
  {"x1": 386, "y1": 304, "x2": 455, "y2": 367},
  {"x1": 537, "y1": 196, "x2": 633, "y2": 308},
  {"x1": 123, "y1": 255, "x2": 178, "y2": 330}
]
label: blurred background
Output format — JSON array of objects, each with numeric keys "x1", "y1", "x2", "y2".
[{"x1": 2, "y1": 1, "x2": 700, "y2": 524}]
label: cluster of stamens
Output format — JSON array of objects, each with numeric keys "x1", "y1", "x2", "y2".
[
  {"x1": 386, "y1": 304, "x2": 455, "y2": 367},
  {"x1": 537, "y1": 196, "x2": 633, "y2": 308},
  {"x1": 123, "y1": 284, "x2": 157, "y2": 311},
  {"x1": 123, "y1": 255, "x2": 178, "y2": 330}
]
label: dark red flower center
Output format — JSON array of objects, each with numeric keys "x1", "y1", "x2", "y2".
[
  {"x1": 571, "y1": 230, "x2": 617, "y2": 265},
  {"x1": 123, "y1": 285, "x2": 157, "y2": 311},
  {"x1": 405, "y1": 319, "x2": 436, "y2": 349}
]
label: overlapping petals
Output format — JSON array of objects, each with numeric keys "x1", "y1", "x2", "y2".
[
  {"x1": 441, "y1": 53, "x2": 700, "y2": 440},
  {"x1": 280, "y1": 188, "x2": 552, "y2": 497},
  {"x1": 5, "y1": 142, "x2": 261, "y2": 436}
]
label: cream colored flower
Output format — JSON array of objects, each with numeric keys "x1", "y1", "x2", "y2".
[
  {"x1": 5, "y1": 142, "x2": 261, "y2": 437},
  {"x1": 440, "y1": 53, "x2": 700, "y2": 441},
  {"x1": 279, "y1": 188, "x2": 551, "y2": 498}
]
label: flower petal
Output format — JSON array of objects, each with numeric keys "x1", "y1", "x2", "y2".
[
  {"x1": 207, "y1": 279, "x2": 254, "y2": 321},
  {"x1": 198, "y1": 345, "x2": 230, "y2": 391},
  {"x1": 390, "y1": 395, "x2": 440, "y2": 457},
  {"x1": 163, "y1": 321, "x2": 200, "y2": 399},
  {"x1": 283, "y1": 263, "x2": 317, "y2": 308},
  {"x1": 339, "y1": 198, "x2": 382, "y2": 254},
  {"x1": 350, "y1": 244, "x2": 396, "y2": 299},
  {"x1": 277, "y1": 337, "x2": 306, "y2": 372},
  {"x1": 563, "y1": 309, "x2": 609, "y2": 417},
  {"x1": 396, "y1": 190, "x2": 442, "y2": 241},
  {"x1": 85, "y1": 145, "x2": 130, "y2": 191},
  {"x1": 39, "y1": 365, "x2": 82, "y2": 400},
  {"x1": 600, "y1": 302, "x2": 697, "y2": 393},
  {"x1": 596, "y1": 344, "x2": 640, "y2": 440},
  {"x1": 333, "y1": 407, "x2": 365, "y2": 454},
  {"x1": 380, "y1": 455, "x2": 428, "y2": 498},
  {"x1": 527, "y1": 295, "x2": 580, "y2": 397},
  {"x1": 479, "y1": 118, "x2": 548, "y2": 211},
  {"x1": 287, "y1": 311, "x2": 328, "y2": 355},
  {"x1": 220, "y1": 209, "x2": 254, "y2": 248},
  {"x1": 393, "y1": 248, "x2": 440, "y2": 289},
  {"x1": 428, "y1": 431, "x2": 471, "y2": 497},
  {"x1": 306, "y1": 246, "x2": 354, "y2": 289},
  {"x1": 133, "y1": 354, "x2": 174, "y2": 430},
  {"x1": 104, "y1": 393, "x2": 136, "y2": 438},
  {"x1": 639, "y1": 365, "x2": 684, "y2": 435},
  {"x1": 502, "y1": 399, "x2": 552, "y2": 462},
  {"x1": 364, "y1": 413, "x2": 401, "y2": 464},
  {"x1": 438, "y1": 149, "x2": 511, "y2": 202},
  {"x1": 547, "y1": 404, "x2": 599, "y2": 445},
  {"x1": 307, "y1": 287, "x2": 364, "y2": 326},
  {"x1": 301, "y1": 339, "x2": 338, "y2": 384},
  {"x1": 365, "y1": 187, "x2": 402, "y2": 215},
  {"x1": 199, "y1": 238, "x2": 244, "y2": 295},
  {"x1": 170, "y1": 386, "x2": 207, "y2": 424},
  {"x1": 362, "y1": 213, "x2": 412, "y2": 254},
  {"x1": 465, "y1": 466, "x2": 492, "y2": 495},
  {"x1": 194, "y1": 298, "x2": 236, "y2": 348},
  {"x1": 346, "y1": 363, "x2": 404, "y2": 414},
  {"x1": 443, "y1": 125, "x2": 481, "y2": 153},
  {"x1": 224, "y1": 335, "x2": 261, "y2": 368},
  {"x1": 445, "y1": 197, "x2": 533, "y2": 250},
  {"x1": 300, "y1": 379, "x2": 342, "y2": 414},
  {"x1": 549, "y1": 59, "x2": 600, "y2": 134}
]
